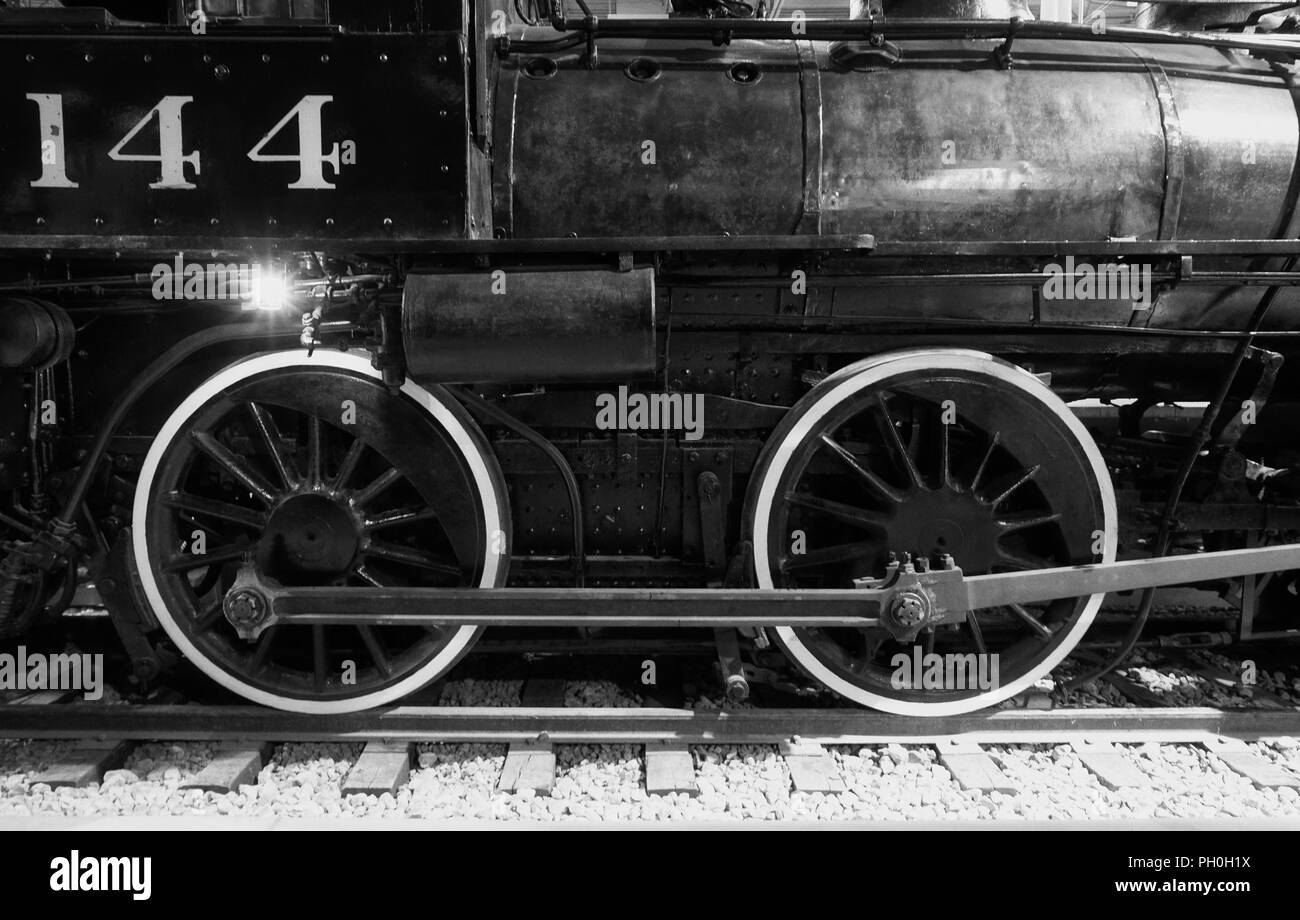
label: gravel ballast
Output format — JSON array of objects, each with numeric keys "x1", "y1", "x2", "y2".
[{"x1": 5, "y1": 733, "x2": 1300, "y2": 823}]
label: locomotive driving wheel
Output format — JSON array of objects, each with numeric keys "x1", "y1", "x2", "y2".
[
  {"x1": 746, "y1": 350, "x2": 1116, "y2": 715},
  {"x1": 132, "y1": 351, "x2": 510, "y2": 713}
]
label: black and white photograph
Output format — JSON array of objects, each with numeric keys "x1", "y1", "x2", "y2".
[{"x1": 0, "y1": 0, "x2": 1293, "y2": 896}]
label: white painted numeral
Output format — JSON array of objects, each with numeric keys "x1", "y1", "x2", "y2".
[
  {"x1": 247, "y1": 95, "x2": 346, "y2": 190},
  {"x1": 107, "y1": 96, "x2": 200, "y2": 189},
  {"x1": 26, "y1": 93, "x2": 79, "y2": 188}
]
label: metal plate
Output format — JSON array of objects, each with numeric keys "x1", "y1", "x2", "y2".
[{"x1": 0, "y1": 32, "x2": 467, "y2": 247}]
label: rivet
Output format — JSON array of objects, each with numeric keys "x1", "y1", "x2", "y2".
[
  {"x1": 84, "y1": 53, "x2": 93, "y2": 63},
  {"x1": 143, "y1": 54, "x2": 152, "y2": 63},
  {"x1": 25, "y1": 53, "x2": 34, "y2": 62},
  {"x1": 210, "y1": 218, "x2": 220, "y2": 226},
  {"x1": 262, "y1": 54, "x2": 271, "y2": 63},
  {"x1": 35, "y1": 217, "x2": 45, "y2": 226},
  {"x1": 325, "y1": 217, "x2": 335, "y2": 226},
  {"x1": 379, "y1": 53, "x2": 389, "y2": 62},
  {"x1": 383, "y1": 217, "x2": 393, "y2": 228},
  {"x1": 321, "y1": 54, "x2": 330, "y2": 63}
]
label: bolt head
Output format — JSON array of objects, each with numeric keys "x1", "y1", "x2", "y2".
[{"x1": 890, "y1": 592, "x2": 928, "y2": 628}]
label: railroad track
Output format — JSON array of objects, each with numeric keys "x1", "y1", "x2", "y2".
[{"x1": 5, "y1": 694, "x2": 1300, "y2": 801}]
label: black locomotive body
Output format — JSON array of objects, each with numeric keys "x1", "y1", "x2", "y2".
[{"x1": 4, "y1": 0, "x2": 1300, "y2": 714}]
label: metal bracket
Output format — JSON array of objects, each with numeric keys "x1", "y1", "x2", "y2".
[
  {"x1": 697, "y1": 470, "x2": 727, "y2": 587},
  {"x1": 993, "y1": 16, "x2": 1023, "y2": 69},
  {"x1": 96, "y1": 532, "x2": 164, "y2": 686},
  {"x1": 853, "y1": 553, "x2": 969, "y2": 642},
  {"x1": 616, "y1": 431, "x2": 639, "y2": 483}
]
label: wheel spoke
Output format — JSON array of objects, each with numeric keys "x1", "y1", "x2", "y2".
[
  {"x1": 363, "y1": 506, "x2": 441, "y2": 533},
  {"x1": 162, "y1": 491, "x2": 266, "y2": 530},
  {"x1": 246, "y1": 402, "x2": 299, "y2": 490},
  {"x1": 248, "y1": 625, "x2": 279, "y2": 674},
  {"x1": 366, "y1": 541, "x2": 464, "y2": 580},
  {"x1": 352, "y1": 468, "x2": 403, "y2": 509},
  {"x1": 995, "y1": 546, "x2": 1049, "y2": 572},
  {"x1": 783, "y1": 491, "x2": 890, "y2": 531},
  {"x1": 969, "y1": 431, "x2": 1000, "y2": 494},
  {"x1": 162, "y1": 544, "x2": 247, "y2": 574},
  {"x1": 354, "y1": 563, "x2": 388, "y2": 588},
  {"x1": 988, "y1": 465, "x2": 1041, "y2": 509},
  {"x1": 356, "y1": 624, "x2": 393, "y2": 677},
  {"x1": 779, "y1": 540, "x2": 873, "y2": 573},
  {"x1": 1007, "y1": 603, "x2": 1053, "y2": 640},
  {"x1": 966, "y1": 612, "x2": 987, "y2": 655},
  {"x1": 305, "y1": 414, "x2": 324, "y2": 489},
  {"x1": 876, "y1": 394, "x2": 924, "y2": 489},
  {"x1": 818, "y1": 434, "x2": 905, "y2": 504},
  {"x1": 997, "y1": 509, "x2": 1064, "y2": 533},
  {"x1": 193, "y1": 597, "x2": 225, "y2": 631},
  {"x1": 191, "y1": 430, "x2": 279, "y2": 506},
  {"x1": 332, "y1": 436, "x2": 366, "y2": 492},
  {"x1": 939, "y1": 415, "x2": 953, "y2": 490}
]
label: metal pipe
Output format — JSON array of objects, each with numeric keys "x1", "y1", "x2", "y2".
[
  {"x1": 501, "y1": 16, "x2": 1300, "y2": 56},
  {"x1": 449, "y1": 388, "x2": 587, "y2": 587}
]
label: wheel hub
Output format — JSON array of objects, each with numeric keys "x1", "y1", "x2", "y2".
[
  {"x1": 890, "y1": 489, "x2": 998, "y2": 574},
  {"x1": 256, "y1": 493, "x2": 360, "y2": 583}
]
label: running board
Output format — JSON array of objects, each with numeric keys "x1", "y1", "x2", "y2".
[{"x1": 233, "y1": 543, "x2": 1300, "y2": 640}]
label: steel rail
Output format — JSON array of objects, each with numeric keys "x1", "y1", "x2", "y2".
[{"x1": 2, "y1": 703, "x2": 1298, "y2": 744}]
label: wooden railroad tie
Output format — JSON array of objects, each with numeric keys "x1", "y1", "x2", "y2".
[
  {"x1": 1202, "y1": 737, "x2": 1300, "y2": 789},
  {"x1": 644, "y1": 742, "x2": 698, "y2": 796},
  {"x1": 341, "y1": 741, "x2": 415, "y2": 797},
  {"x1": 29, "y1": 741, "x2": 134, "y2": 790},
  {"x1": 936, "y1": 740, "x2": 1018, "y2": 793},
  {"x1": 498, "y1": 741, "x2": 556, "y2": 795},
  {"x1": 780, "y1": 741, "x2": 845, "y2": 794},
  {"x1": 1070, "y1": 740, "x2": 1152, "y2": 790},
  {"x1": 182, "y1": 743, "x2": 274, "y2": 794}
]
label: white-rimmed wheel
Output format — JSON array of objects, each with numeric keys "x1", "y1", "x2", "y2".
[
  {"x1": 745, "y1": 349, "x2": 1116, "y2": 715},
  {"x1": 132, "y1": 350, "x2": 510, "y2": 713}
]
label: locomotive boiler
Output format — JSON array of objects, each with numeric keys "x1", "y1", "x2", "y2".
[{"x1": 3, "y1": 0, "x2": 1300, "y2": 715}]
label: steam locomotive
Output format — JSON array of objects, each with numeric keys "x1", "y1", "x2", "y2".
[{"x1": 4, "y1": 0, "x2": 1300, "y2": 715}]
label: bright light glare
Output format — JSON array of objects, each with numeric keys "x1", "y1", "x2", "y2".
[{"x1": 248, "y1": 264, "x2": 288, "y2": 311}]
